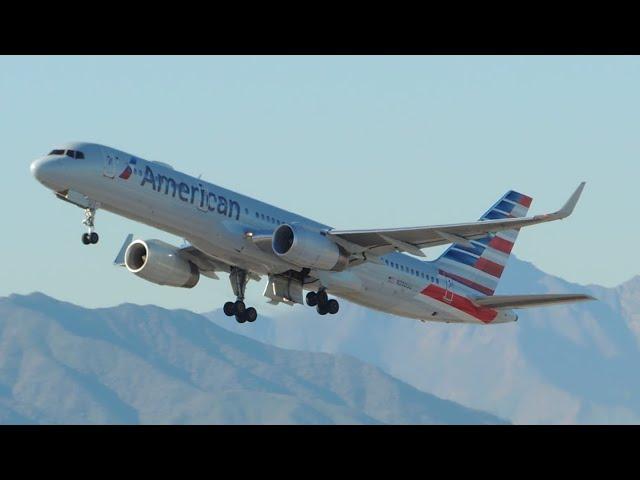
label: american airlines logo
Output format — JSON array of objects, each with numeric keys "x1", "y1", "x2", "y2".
[{"x1": 138, "y1": 164, "x2": 241, "y2": 220}]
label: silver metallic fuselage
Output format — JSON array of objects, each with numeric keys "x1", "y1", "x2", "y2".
[{"x1": 31, "y1": 142, "x2": 516, "y2": 324}]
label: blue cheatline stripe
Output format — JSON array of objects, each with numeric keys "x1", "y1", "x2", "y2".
[
  {"x1": 443, "y1": 249, "x2": 477, "y2": 267},
  {"x1": 484, "y1": 210, "x2": 510, "y2": 220},
  {"x1": 505, "y1": 191, "x2": 523, "y2": 203},
  {"x1": 452, "y1": 243, "x2": 485, "y2": 257},
  {"x1": 473, "y1": 237, "x2": 491, "y2": 246},
  {"x1": 495, "y1": 200, "x2": 517, "y2": 213}
]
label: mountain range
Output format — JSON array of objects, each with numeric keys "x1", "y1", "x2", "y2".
[
  {"x1": 0, "y1": 292, "x2": 503, "y2": 424},
  {"x1": 206, "y1": 256, "x2": 640, "y2": 424}
]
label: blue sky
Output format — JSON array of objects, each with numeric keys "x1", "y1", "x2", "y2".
[{"x1": 1, "y1": 56, "x2": 638, "y2": 312}]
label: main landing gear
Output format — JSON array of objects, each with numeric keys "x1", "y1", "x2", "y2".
[
  {"x1": 81, "y1": 207, "x2": 99, "y2": 245},
  {"x1": 306, "y1": 289, "x2": 339, "y2": 315},
  {"x1": 222, "y1": 267, "x2": 258, "y2": 324}
]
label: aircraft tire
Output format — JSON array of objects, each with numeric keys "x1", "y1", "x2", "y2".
[
  {"x1": 318, "y1": 290, "x2": 328, "y2": 306},
  {"x1": 306, "y1": 292, "x2": 318, "y2": 307},
  {"x1": 82, "y1": 233, "x2": 91, "y2": 245},
  {"x1": 235, "y1": 313, "x2": 247, "y2": 323},
  {"x1": 90, "y1": 232, "x2": 99, "y2": 244},
  {"x1": 223, "y1": 301, "x2": 236, "y2": 316},
  {"x1": 246, "y1": 307, "x2": 257, "y2": 322},
  {"x1": 234, "y1": 300, "x2": 246, "y2": 315},
  {"x1": 327, "y1": 299, "x2": 339, "y2": 315}
]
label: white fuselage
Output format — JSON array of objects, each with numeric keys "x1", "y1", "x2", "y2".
[{"x1": 30, "y1": 142, "x2": 516, "y2": 325}]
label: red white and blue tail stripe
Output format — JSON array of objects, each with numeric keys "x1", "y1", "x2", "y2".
[{"x1": 434, "y1": 190, "x2": 532, "y2": 296}]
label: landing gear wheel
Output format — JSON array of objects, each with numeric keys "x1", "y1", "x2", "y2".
[
  {"x1": 234, "y1": 301, "x2": 246, "y2": 316},
  {"x1": 81, "y1": 233, "x2": 91, "y2": 245},
  {"x1": 317, "y1": 304, "x2": 329, "y2": 315},
  {"x1": 90, "y1": 232, "x2": 99, "y2": 244},
  {"x1": 327, "y1": 299, "x2": 339, "y2": 315},
  {"x1": 223, "y1": 301, "x2": 236, "y2": 317},
  {"x1": 318, "y1": 290, "x2": 328, "y2": 305},
  {"x1": 306, "y1": 291, "x2": 318, "y2": 307},
  {"x1": 226, "y1": 268, "x2": 258, "y2": 324},
  {"x1": 246, "y1": 307, "x2": 257, "y2": 323}
]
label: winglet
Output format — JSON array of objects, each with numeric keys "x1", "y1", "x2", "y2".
[
  {"x1": 113, "y1": 234, "x2": 133, "y2": 266},
  {"x1": 556, "y1": 182, "x2": 586, "y2": 219}
]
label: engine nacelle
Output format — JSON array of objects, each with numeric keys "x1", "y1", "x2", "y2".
[
  {"x1": 124, "y1": 239, "x2": 199, "y2": 288},
  {"x1": 272, "y1": 223, "x2": 349, "y2": 271}
]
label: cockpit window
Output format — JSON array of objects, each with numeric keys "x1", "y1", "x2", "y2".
[
  {"x1": 63, "y1": 149, "x2": 85, "y2": 159},
  {"x1": 49, "y1": 149, "x2": 65, "y2": 155}
]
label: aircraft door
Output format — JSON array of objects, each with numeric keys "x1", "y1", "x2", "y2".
[{"x1": 444, "y1": 277, "x2": 454, "y2": 303}]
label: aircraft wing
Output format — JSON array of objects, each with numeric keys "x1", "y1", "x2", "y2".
[
  {"x1": 473, "y1": 293, "x2": 595, "y2": 309},
  {"x1": 327, "y1": 182, "x2": 585, "y2": 257},
  {"x1": 177, "y1": 245, "x2": 223, "y2": 279}
]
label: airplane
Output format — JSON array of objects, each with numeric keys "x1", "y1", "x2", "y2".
[{"x1": 30, "y1": 142, "x2": 594, "y2": 325}]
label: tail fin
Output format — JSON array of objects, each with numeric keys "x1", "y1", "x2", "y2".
[{"x1": 434, "y1": 190, "x2": 533, "y2": 296}]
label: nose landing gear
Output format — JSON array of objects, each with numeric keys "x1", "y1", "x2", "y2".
[
  {"x1": 81, "y1": 208, "x2": 99, "y2": 245},
  {"x1": 306, "y1": 289, "x2": 339, "y2": 315},
  {"x1": 222, "y1": 267, "x2": 258, "y2": 323}
]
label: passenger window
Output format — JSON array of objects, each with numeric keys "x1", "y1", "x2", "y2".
[{"x1": 255, "y1": 212, "x2": 259, "y2": 218}]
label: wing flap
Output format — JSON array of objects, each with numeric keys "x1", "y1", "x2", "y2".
[{"x1": 473, "y1": 293, "x2": 595, "y2": 309}]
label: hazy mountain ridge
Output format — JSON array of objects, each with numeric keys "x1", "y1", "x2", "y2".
[
  {"x1": 206, "y1": 257, "x2": 640, "y2": 424},
  {"x1": 0, "y1": 293, "x2": 504, "y2": 424}
]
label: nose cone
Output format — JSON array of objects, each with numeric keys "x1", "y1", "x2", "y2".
[
  {"x1": 30, "y1": 157, "x2": 60, "y2": 189},
  {"x1": 30, "y1": 158, "x2": 45, "y2": 180}
]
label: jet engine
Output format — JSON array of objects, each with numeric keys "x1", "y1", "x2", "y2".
[
  {"x1": 272, "y1": 223, "x2": 349, "y2": 271},
  {"x1": 124, "y1": 239, "x2": 200, "y2": 288}
]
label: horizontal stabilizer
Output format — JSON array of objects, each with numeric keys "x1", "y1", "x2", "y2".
[{"x1": 473, "y1": 293, "x2": 595, "y2": 309}]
